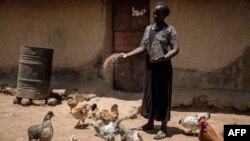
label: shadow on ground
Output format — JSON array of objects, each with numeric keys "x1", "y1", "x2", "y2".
[{"x1": 143, "y1": 125, "x2": 189, "y2": 138}]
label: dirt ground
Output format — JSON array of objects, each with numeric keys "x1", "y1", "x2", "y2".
[{"x1": 0, "y1": 80, "x2": 250, "y2": 141}]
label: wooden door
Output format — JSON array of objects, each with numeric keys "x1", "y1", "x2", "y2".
[{"x1": 113, "y1": 0, "x2": 149, "y2": 91}]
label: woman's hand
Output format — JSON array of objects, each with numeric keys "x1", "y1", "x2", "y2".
[
  {"x1": 119, "y1": 53, "x2": 127, "y2": 58},
  {"x1": 119, "y1": 46, "x2": 145, "y2": 59}
]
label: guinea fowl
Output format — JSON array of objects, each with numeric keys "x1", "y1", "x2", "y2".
[
  {"x1": 179, "y1": 112, "x2": 210, "y2": 135},
  {"x1": 28, "y1": 111, "x2": 54, "y2": 141}
]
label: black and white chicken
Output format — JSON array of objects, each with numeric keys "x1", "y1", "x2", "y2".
[
  {"x1": 179, "y1": 112, "x2": 210, "y2": 134},
  {"x1": 28, "y1": 111, "x2": 54, "y2": 141}
]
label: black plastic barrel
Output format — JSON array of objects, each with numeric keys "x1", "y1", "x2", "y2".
[{"x1": 16, "y1": 46, "x2": 54, "y2": 99}]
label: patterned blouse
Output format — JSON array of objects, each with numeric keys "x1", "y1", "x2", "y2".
[{"x1": 140, "y1": 24, "x2": 178, "y2": 60}]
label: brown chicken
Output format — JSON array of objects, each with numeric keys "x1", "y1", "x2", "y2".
[
  {"x1": 72, "y1": 103, "x2": 91, "y2": 128},
  {"x1": 67, "y1": 93, "x2": 78, "y2": 113},
  {"x1": 91, "y1": 104, "x2": 119, "y2": 126},
  {"x1": 198, "y1": 116, "x2": 223, "y2": 141},
  {"x1": 28, "y1": 111, "x2": 54, "y2": 141}
]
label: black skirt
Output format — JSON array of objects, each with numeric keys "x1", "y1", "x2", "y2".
[{"x1": 140, "y1": 54, "x2": 173, "y2": 121}]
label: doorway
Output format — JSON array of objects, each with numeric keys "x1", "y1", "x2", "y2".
[{"x1": 113, "y1": 0, "x2": 150, "y2": 91}]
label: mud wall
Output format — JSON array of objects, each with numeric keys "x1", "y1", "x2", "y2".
[
  {"x1": 150, "y1": 0, "x2": 250, "y2": 91},
  {"x1": 0, "y1": 0, "x2": 249, "y2": 92},
  {"x1": 0, "y1": 0, "x2": 113, "y2": 81}
]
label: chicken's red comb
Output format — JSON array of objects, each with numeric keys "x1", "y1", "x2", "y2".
[{"x1": 198, "y1": 116, "x2": 206, "y2": 123}]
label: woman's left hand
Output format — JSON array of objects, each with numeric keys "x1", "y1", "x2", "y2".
[{"x1": 119, "y1": 53, "x2": 127, "y2": 58}]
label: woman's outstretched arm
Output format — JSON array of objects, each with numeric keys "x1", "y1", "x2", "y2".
[{"x1": 121, "y1": 46, "x2": 145, "y2": 58}]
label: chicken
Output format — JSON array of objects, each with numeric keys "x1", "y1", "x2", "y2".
[
  {"x1": 179, "y1": 112, "x2": 210, "y2": 134},
  {"x1": 67, "y1": 93, "x2": 78, "y2": 113},
  {"x1": 117, "y1": 122, "x2": 143, "y2": 141},
  {"x1": 89, "y1": 103, "x2": 99, "y2": 118},
  {"x1": 70, "y1": 135, "x2": 77, "y2": 141},
  {"x1": 28, "y1": 111, "x2": 54, "y2": 141},
  {"x1": 91, "y1": 104, "x2": 119, "y2": 126},
  {"x1": 91, "y1": 121, "x2": 120, "y2": 141},
  {"x1": 72, "y1": 103, "x2": 91, "y2": 128},
  {"x1": 198, "y1": 116, "x2": 223, "y2": 141}
]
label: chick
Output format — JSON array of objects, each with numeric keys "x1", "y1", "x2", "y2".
[
  {"x1": 67, "y1": 93, "x2": 78, "y2": 113},
  {"x1": 92, "y1": 104, "x2": 119, "y2": 126},
  {"x1": 72, "y1": 103, "x2": 91, "y2": 128},
  {"x1": 70, "y1": 135, "x2": 78, "y2": 141},
  {"x1": 28, "y1": 111, "x2": 54, "y2": 141}
]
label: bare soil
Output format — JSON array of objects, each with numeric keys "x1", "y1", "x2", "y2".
[{"x1": 0, "y1": 80, "x2": 250, "y2": 141}]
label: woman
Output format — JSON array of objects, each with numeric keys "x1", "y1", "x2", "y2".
[{"x1": 121, "y1": 2, "x2": 179, "y2": 140}]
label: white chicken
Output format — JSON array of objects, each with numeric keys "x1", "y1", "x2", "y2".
[
  {"x1": 117, "y1": 123, "x2": 143, "y2": 141},
  {"x1": 179, "y1": 112, "x2": 210, "y2": 134},
  {"x1": 70, "y1": 135, "x2": 77, "y2": 141},
  {"x1": 91, "y1": 121, "x2": 120, "y2": 141}
]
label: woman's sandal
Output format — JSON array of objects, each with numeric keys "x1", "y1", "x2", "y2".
[
  {"x1": 153, "y1": 130, "x2": 167, "y2": 140},
  {"x1": 137, "y1": 123, "x2": 154, "y2": 131}
]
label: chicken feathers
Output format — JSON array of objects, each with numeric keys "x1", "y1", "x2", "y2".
[
  {"x1": 179, "y1": 112, "x2": 210, "y2": 134},
  {"x1": 28, "y1": 111, "x2": 54, "y2": 141}
]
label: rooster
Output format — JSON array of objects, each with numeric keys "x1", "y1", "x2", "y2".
[
  {"x1": 91, "y1": 104, "x2": 119, "y2": 126},
  {"x1": 179, "y1": 112, "x2": 210, "y2": 135},
  {"x1": 67, "y1": 93, "x2": 79, "y2": 113},
  {"x1": 198, "y1": 116, "x2": 223, "y2": 141},
  {"x1": 28, "y1": 111, "x2": 54, "y2": 141},
  {"x1": 72, "y1": 103, "x2": 91, "y2": 128}
]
